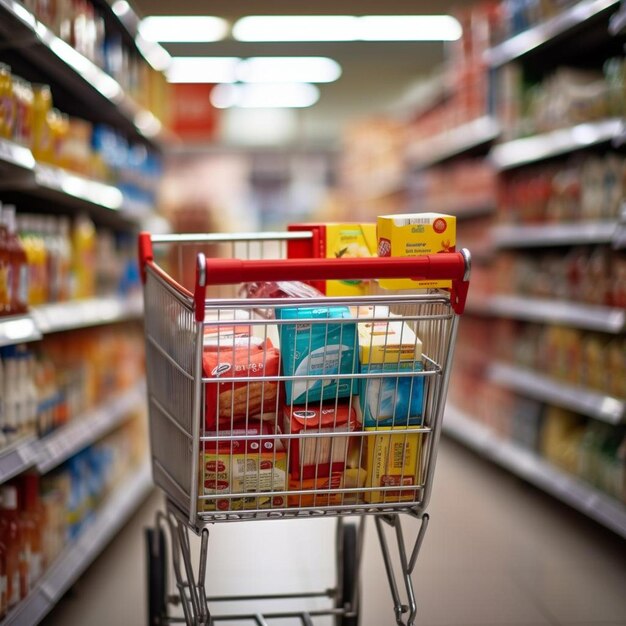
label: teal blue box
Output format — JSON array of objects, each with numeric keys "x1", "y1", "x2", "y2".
[{"x1": 277, "y1": 306, "x2": 358, "y2": 405}]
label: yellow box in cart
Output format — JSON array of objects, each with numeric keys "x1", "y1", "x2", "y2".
[
  {"x1": 377, "y1": 213, "x2": 456, "y2": 290},
  {"x1": 363, "y1": 427, "x2": 424, "y2": 503}
]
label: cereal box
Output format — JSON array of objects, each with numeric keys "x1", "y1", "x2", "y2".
[
  {"x1": 377, "y1": 213, "x2": 456, "y2": 290},
  {"x1": 287, "y1": 468, "x2": 366, "y2": 507},
  {"x1": 363, "y1": 427, "x2": 423, "y2": 504},
  {"x1": 287, "y1": 223, "x2": 377, "y2": 296}
]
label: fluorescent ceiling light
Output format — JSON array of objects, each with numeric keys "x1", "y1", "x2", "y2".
[
  {"x1": 211, "y1": 83, "x2": 320, "y2": 108},
  {"x1": 359, "y1": 16, "x2": 462, "y2": 41},
  {"x1": 139, "y1": 16, "x2": 229, "y2": 43},
  {"x1": 237, "y1": 57, "x2": 341, "y2": 83},
  {"x1": 233, "y1": 15, "x2": 461, "y2": 42},
  {"x1": 166, "y1": 56, "x2": 341, "y2": 84},
  {"x1": 111, "y1": 1, "x2": 130, "y2": 17},
  {"x1": 166, "y1": 57, "x2": 239, "y2": 83},
  {"x1": 234, "y1": 16, "x2": 358, "y2": 41}
]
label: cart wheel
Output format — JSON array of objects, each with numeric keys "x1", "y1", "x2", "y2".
[
  {"x1": 145, "y1": 527, "x2": 168, "y2": 626},
  {"x1": 337, "y1": 523, "x2": 359, "y2": 626}
]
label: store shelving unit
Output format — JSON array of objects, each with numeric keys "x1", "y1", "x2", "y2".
[
  {"x1": 0, "y1": 379, "x2": 146, "y2": 484},
  {"x1": 444, "y1": 405, "x2": 626, "y2": 539},
  {"x1": 0, "y1": 0, "x2": 163, "y2": 142},
  {"x1": 488, "y1": 362, "x2": 625, "y2": 424},
  {"x1": 0, "y1": 1, "x2": 159, "y2": 621},
  {"x1": 407, "y1": 115, "x2": 501, "y2": 169},
  {"x1": 492, "y1": 220, "x2": 619, "y2": 247},
  {"x1": 490, "y1": 118, "x2": 623, "y2": 170},
  {"x1": 468, "y1": 294, "x2": 625, "y2": 333},
  {"x1": 0, "y1": 135, "x2": 148, "y2": 225},
  {"x1": 1, "y1": 460, "x2": 152, "y2": 626},
  {"x1": 445, "y1": 0, "x2": 626, "y2": 537},
  {"x1": 0, "y1": 294, "x2": 143, "y2": 347},
  {"x1": 485, "y1": 0, "x2": 621, "y2": 66}
]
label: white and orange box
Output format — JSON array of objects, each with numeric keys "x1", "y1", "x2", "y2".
[
  {"x1": 199, "y1": 421, "x2": 287, "y2": 512},
  {"x1": 283, "y1": 402, "x2": 358, "y2": 479},
  {"x1": 377, "y1": 213, "x2": 456, "y2": 290},
  {"x1": 363, "y1": 427, "x2": 423, "y2": 504}
]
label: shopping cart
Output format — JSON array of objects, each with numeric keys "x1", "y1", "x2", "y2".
[{"x1": 138, "y1": 230, "x2": 471, "y2": 626}]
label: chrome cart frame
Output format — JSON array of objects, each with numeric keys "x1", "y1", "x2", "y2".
[{"x1": 139, "y1": 231, "x2": 470, "y2": 626}]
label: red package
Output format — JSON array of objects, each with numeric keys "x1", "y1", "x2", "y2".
[
  {"x1": 283, "y1": 402, "x2": 358, "y2": 479},
  {"x1": 203, "y1": 339, "x2": 280, "y2": 429}
]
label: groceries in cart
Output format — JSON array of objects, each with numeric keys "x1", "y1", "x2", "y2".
[{"x1": 199, "y1": 299, "x2": 427, "y2": 509}]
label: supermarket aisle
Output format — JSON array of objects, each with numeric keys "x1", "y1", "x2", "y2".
[{"x1": 44, "y1": 438, "x2": 626, "y2": 626}]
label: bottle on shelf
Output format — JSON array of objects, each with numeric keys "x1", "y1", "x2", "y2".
[
  {"x1": 0, "y1": 203, "x2": 10, "y2": 315},
  {"x1": 2, "y1": 206, "x2": 28, "y2": 314},
  {"x1": 19, "y1": 474, "x2": 43, "y2": 593},
  {"x1": 72, "y1": 213, "x2": 96, "y2": 299},
  {"x1": 0, "y1": 485, "x2": 23, "y2": 609}
]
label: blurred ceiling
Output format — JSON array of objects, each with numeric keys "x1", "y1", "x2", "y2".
[{"x1": 134, "y1": 0, "x2": 473, "y2": 147}]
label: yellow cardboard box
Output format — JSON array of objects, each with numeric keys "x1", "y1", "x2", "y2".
[
  {"x1": 363, "y1": 427, "x2": 423, "y2": 504},
  {"x1": 377, "y1": 213, "x2": 456, "y2": 290}
]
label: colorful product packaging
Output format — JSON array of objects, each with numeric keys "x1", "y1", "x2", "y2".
[
  {"x1": 363, "y1": 427, "x2": 424, "y2": 504},
  {"x1": 377, "y1": 213, "x2": 456, "y2": 290},
  {"x1": 287, "y1": 468, "x2": 367, "y2": 507},
  {"x1": 277, "y1": 306, "x2": 357, "y2": 405},
  {"x1": 283, "y1": 402, "x2": 358, "y2": 479},
  {"x1": 199, "y1": 421, "x2": 287, "y2": 512},
  {"x1": 286, "y1": 223, "x2": 377, "y2": 296},
  {"x1": 358, "y1": 319, "x2": 424, "y2": 427},
  {"x1": 202, "y1": 336, "x2": 280, "y2": 430}
]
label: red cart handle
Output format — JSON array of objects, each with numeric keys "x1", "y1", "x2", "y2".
[
  {"x1": 138, "y1": 233, "x2": 470, "y2": 320},
  {"x1": 196, "y1": 252, "x2": 471, "y2": 319}
]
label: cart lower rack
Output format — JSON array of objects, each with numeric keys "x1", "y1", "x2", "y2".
[{"x1": 139, "y1": 230, "x2": 470, "y2": 626}]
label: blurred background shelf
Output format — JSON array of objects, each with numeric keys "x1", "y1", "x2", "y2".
[
  {"x1": 490, "y1": 118, "x2": 623, "y2": 170},
  {"x1": 485, "y1": 0, "x2": 621, "y2": 66},
  {"x1": 491, "y1": 221, "x2": 619, "y2": 247},
  {"x1": 443, "y1": 405, "x2": 626, "y2": 539},
  {"x1": 488, "y1": 361, "x2": 625, "y2": 424},
  {"x1": 0, "y1": 460, "x2": 152, "y2": 626}
]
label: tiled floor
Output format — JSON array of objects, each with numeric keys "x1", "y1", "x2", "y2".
[{"x1": 44, "y1": 438, "x2": 626, "y2": 626}]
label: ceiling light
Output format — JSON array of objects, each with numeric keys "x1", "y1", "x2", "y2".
[
  {"x1": 139, "y1": 16, "x2": 229, "y2": 43},
  {"x1": 233, "y1": 15, "x2": 462, "y2": 42},
  {"x1": 166, "y1": 57, "x2": 239, "y2": 83},
  {"x1": 233, "y1": 16, "x2": 358, "y2": 42},
  {"x1": 359, "y1": 16, "x2": 462, "y2": 41},
  {"x1": 111, "y1": 1, "x2": 130, "y2": 17},
  {"x1": 211, "y1": 83, "x2": 320, "y2": 108},
  {"x1": 236, "y1": 57, "x2": 341, "y2": 83}
]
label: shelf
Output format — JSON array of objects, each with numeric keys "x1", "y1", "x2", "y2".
[
  {"x1": 443, "y1": 405, "x2": 626, "y2": 539},
  {"x1": 0, "y1": 0, "x2": 163, "y2": 145},
  {"x1": 0, "y1": 294, "x2": 143, "y2": 348},
  {"x1": 473, "y1": 294, "x2": 626, "y2": 333},
  {"x1": 485, "y1": 0, "x2": 621, "y2": 67},
  {"x1": 0, "y1": 379, "x2": 146, "y2": 484},
  {"x1": 1, "y1": 460, "x2": 152, "y2": 626},
  {"x1": 490, "y1": 118, "x2": 623, "y2": 171},
  {"x1": 35, "y1": 379, "x2": 146, "y2": 473},
  {"x1": 407, "y1": 116, "x2": 500, "y2": 169},
  {"x1": 492, "y1": 220, "x2": 618, "y2": 248},
  {"x1": 0, "y1": 313, "x2": 42, "y2": 347},
  {"x1": 31, "y1": 294, "x2": 143, "y2": 334},
  {"x1": 0, "y1": 137, "x2": 36, "y2": 173},
  {"x1": 0, "y1": 436, "x2": 38, "y2": 485},
  {"x1": 0, "y1": 137, "x2": 152, "y2": 223},
  {"x1": 489, "y1": 361, "x2": 625, "y2": 424}
]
